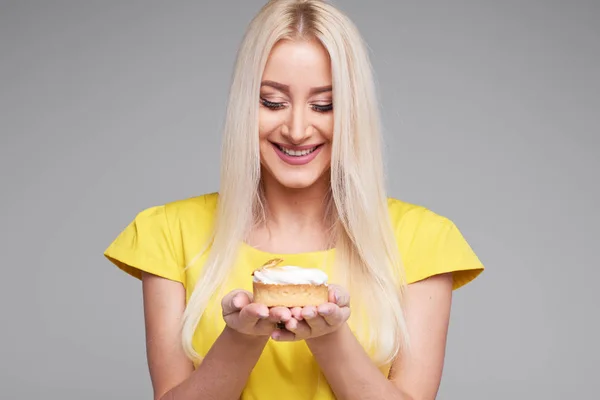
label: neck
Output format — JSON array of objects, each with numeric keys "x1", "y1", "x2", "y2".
[{"x1": 260, "y1": 173, "x2": 332, "y2": 231}]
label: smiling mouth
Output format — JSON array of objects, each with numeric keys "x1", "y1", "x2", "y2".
[{"x1": 272, "y1": 143, "x2": 323, "y2": 157}]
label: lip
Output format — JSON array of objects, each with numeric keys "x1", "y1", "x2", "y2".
[
  {"x1": 272, "y1": 142, "x2": 323, "y2": 166},
  {"x1": 272, "y1": 142, "x2": 323, "y2": 151}
]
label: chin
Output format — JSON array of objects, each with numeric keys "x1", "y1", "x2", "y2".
[
  {"x1": 264, "y1": 167, "x2": 329, "y2": 190},
  {"x1": 274, "y1": 174, "x2": 324, "y2": 190}
]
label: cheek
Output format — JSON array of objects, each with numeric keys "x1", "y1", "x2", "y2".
[
  {"x1": 315, "y1": 115, "x2": 334, "y2": 141},
  {"x1": 259, "y1": 110, "x2": 283, "y2": 138}
]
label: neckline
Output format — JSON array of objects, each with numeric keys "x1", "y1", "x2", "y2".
[{"x1": 240, "y1": 241, "x2": 335, "y2": 257}]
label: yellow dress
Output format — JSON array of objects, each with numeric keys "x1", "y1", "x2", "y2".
[{"x1": 104, "y1": 192, "x2": 484, "y2": 399}]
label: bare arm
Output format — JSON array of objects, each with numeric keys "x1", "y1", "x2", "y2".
[
  {"x1": 388, "y1": 273, "x2": 453, "y2": 399},
  {"x1": 161, "y1": 327, "x2": 269, "y2": 400},
  {"x1": 307, "y1": 324, "x2": 407, "y2": 399},
  {"x1": 141, "y1": 272, "x2": 272, "y2": 400},
  {"x1": 304, "y1": 273, "x2": 453, "y2": 400}
]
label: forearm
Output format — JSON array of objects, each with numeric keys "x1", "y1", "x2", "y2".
[
  {"x1": 306, "y1": 324, "x2": 410, "y2": 400},
  {"x1": 161, "y1": 326, "x2": 268, "y2": 400}
]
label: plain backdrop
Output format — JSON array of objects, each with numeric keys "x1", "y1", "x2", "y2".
[{"x1": 1, "y1": 1, "x2": 598, "y2": 399}]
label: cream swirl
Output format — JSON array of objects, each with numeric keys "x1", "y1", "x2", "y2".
[{"x1": 252, "y1": 265, "x2": 328, "y2": 285}]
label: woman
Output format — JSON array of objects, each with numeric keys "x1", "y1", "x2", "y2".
[{"x1": 104, "y1": 1, "x2": 484, "y2": 399}]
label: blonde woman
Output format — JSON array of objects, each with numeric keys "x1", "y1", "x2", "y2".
[{"x1": 104, "y1": 1, "x2": 484, "y2": 399}]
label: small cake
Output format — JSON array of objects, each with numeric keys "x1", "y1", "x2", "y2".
[{"x1": 252, "y1": 258, "x2": 329, "y2": 307}]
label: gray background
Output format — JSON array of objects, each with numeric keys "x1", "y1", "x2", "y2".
[{"x1": 1, "y1": 0, "x2": 598, "y2": 399}]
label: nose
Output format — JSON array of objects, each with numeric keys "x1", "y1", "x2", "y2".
[{"x1": 282, "y1": 105, "x2": 312, "y2": 144}]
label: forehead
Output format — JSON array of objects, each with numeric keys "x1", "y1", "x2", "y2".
[{"x1": 262, "y1": 38, "x2": 332, "y2": 87}]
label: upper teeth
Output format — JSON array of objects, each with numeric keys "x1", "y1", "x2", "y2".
[{"x1": 279, "y1": 146, "x2": 318, "y2": 156}]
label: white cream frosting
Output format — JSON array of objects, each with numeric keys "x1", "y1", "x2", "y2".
[{"x1": 253, "y1": 265, "x2": 328, "y2": 285}]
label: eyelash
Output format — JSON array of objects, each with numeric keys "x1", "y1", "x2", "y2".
[{"x1": 260, "y1": 98, "x2": 333, "y2": 113}]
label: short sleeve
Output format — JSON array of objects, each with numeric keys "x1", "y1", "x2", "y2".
[
  {"x1": 401, "y1": 208, "x2": 484, "y2": 290},
  {"x1": 103, "y1": 205, "x2": 185, "y2": 285}
]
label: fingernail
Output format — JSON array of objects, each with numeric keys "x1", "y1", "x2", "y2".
[
  {"x1": 319, "y1": 308, "x2": 332, "y2": 316},
  {"x1": 232, "y1": 296, "x2": 242, "y2": 309},
  {"x1": 304, "y1": 310, "x2": 315, "y2": 318},
  {"x1": 272, "y1": 332, "x2": 280, "y2": 341},
  {"x1": 334, "y1": 291, "x2": 339, "y2": 303},
  {"x1": 258, "y1": 311, "x2": 269, "y2": 319}
]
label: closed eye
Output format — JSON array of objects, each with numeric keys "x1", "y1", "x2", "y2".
[
  {"x1": 260, "y1": 98, "x2": 333, "y2": 113},
  {"x1": 311, "y1": 104, "x2": 333, "y2": 112},
  {"x1": 260, "y1": 98, "x2": 285, "y2": 110}
]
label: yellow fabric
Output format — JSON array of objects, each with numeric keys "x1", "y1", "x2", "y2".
[{"x1": 104, "y1": 192, "x2": 484, "y2": 399}]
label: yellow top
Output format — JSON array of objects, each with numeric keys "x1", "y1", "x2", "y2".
[{"x1": 104, "y1": 192, "x2": 484, "y2": 399}]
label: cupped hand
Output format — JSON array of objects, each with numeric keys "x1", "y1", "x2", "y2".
[
  {"x1": 221, "y1": 289, "x2": 292, "y2": 337},
  {"x1": 272, "y1": 284, "x2": 351, "y2": 342}
]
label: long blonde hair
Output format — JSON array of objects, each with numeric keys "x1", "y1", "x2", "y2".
[{"x1": 182, "y1": 0, "x2": 409, "y2": 367}]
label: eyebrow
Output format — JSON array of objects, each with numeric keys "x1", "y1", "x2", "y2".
[{"x1": 261, "y1": 80, "x2": 332, "y2": 95}]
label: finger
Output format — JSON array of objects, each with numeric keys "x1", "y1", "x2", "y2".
[
  {"x1": 222, "y1": 290, "x2": 252, "y2": 316},
  {"x1": 271, "y1": 329, "x2": 296, "y2": 342},
  {"x1": 301, "y1": 305, "x2": 318, "y2": 320},
  {"x1": 290, "y1": 307, "x2": 304, "y2": 320},
  {"x1": 319, "y1": 304, "x2": 350, "y2": 326},
  {"x1": 239, "y1": 302, "x2": 270, "y2": 324},
  {"x1": 285, "y1": 319, "x2": 311, "y2": 339},
  {"x1": 302, "y1": 306, "x2": 328, "y2": 331},
  {"x1": 317, "y1": 303, "x2": 337, "y2": 316},
  {"x1": 255, "y1": 318, "x2": 279, "y2": 335},
  {"x1": 284, "y1": 317, "x2": 298, "y2": 331},
  {"x1": 316, "y1": 303, "x2": 340, "y2": 326},
  {"x1": 269, "y1": 306, "x2": 292, "y2": 323},
  {"x1": 328, "y1": 284, "x2": 350, "y2": 307},
  {"x1": 340, "y1": 306, "x2": 351, "y2": 322}
]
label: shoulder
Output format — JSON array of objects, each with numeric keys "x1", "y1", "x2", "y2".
[
  {"x1": 386, "y1": 197, "x2": 484, "y2": 289},
  {"x1": 103, "y1": 192, "x2": 220, "y2": 284},
  {"x1": 127, "y1": 192, "x2": 220, "y2": 241},
  {"x1": 162, "y1": 192, "x2": 219, "y2": 216},
  {"x1": 386, "y1": 197, "x2": 452, "y2": 235},
  {"x1": 161, "y1": 192, "x2": 219, "y2": 225},
  {"x1": 146, "y1": 192, "x2": 221, "y2": 257}
]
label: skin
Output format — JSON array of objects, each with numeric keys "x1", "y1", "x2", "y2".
[
  {"x1": 142, "y1": 38, "x2": 453, "y2": 400},
  {"x1": 258, "y1": 38, "x2": 333, "y2": 192}
]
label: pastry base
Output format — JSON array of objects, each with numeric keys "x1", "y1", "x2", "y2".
[{"x1": 252, "y1": 282, "x2": 329, "y2": 307}]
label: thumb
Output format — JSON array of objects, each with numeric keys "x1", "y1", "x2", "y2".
[
  {"x1": 222, "y1": 289, "x2": 252, "y2": 316},
  {"x1": 328, "y1": 284, "x2": 350, "y2": 307}
]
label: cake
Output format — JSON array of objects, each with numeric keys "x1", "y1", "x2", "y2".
[{"x1": 252, "y1": 258, "x2": 329, "y2": 307}]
